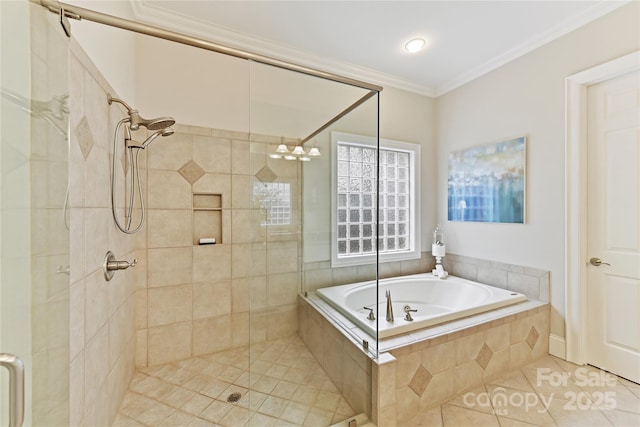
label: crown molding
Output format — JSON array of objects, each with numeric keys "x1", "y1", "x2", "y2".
[
  {"x1": 132, "y1": 0, "x2": 628, "y2": 99},
  {"x1": 434, "y1": 0, "x2": 631, "y2": 97},
  {"x1": 131, "y1": 1, "x2": 436, "y2": 97}
]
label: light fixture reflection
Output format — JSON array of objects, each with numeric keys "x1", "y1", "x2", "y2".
[
  {"x1": 308, "y1": 147, "x2": 321, "y2": 156},
  {"x1": 276, "y1": 144, "x2": 289, "y2": 153},
  {"x1": 271, "y1": 139, "x2": 321, "y2": 161}
]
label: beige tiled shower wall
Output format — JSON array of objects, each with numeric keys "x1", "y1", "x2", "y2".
[
  {"x1": 29, "y1": 7, "x2": 70, "y2": 424},
  {"x1": 68, "y1": 40, "x2": 137, "y2": 426},
  {"x1": 135, "y1": 126, "x2": 302, "y2": 368}
]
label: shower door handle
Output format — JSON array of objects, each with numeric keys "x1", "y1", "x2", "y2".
[{"x1": 0, "y1": 353, "x2": 25, "y2": 427}]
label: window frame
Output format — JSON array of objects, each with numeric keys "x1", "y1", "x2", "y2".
[{"x1": 331, "y1": 131, "x2": 421, "y2": 268}]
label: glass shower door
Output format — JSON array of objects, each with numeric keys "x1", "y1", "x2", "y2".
[
  {"x1": 0, "y1": 1, "x2": 70, "y2": 425},
  {"x1": 248, "y1": 60, "x2": 379, "y2": 425}
]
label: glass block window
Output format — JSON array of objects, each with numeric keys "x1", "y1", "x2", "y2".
[
  {"x1": 332, "y1": 132, "x2": 420, "y2": 267},
  {"x1": 253, "y1": 182, "x2": 291, "y2": 226}
]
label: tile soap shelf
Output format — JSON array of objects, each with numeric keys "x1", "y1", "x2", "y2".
[
  {"x1": 193, "y1": 193, "x2": 222, "y2": 245},
  {"x1": 193, "y1": 193, "x2": 221, "y2": 210}
]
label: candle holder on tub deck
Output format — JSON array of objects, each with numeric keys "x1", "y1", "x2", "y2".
[{"x1": 432, "y1": 224, "x2": 448, "y2": 278}]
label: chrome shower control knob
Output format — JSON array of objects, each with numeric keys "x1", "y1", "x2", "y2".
[{"x1": 103, "y1": 251, "x2": 137, "y2": 281}]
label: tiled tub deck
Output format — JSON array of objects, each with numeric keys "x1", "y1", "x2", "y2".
[{"x1": 298, "y1": 291, "x2": 549, "y2": 426}]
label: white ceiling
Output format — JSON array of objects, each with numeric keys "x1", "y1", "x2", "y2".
[{"x1": 132, "y1": 1, "x2": 628, "y2": 97}]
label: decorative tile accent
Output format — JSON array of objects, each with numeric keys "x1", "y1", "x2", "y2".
[
  {"x1": 526, "y1": 326, "x2": 540, "y2": 349},
  {"x1": 256, "y1": 165, "x2": 277, "y2": 183},
  {"x1": 75, "y1": 116, "x2": 95, "y2": 159},
  {"x1": 178, "y1": 160, "x2": 205, "y2": 184},
  {"x1": 409, "y1": 365, "x2": 432, "y2": 397},
  {"x1": 475, "y1": 343, "x2": 494, "y2": 370}
]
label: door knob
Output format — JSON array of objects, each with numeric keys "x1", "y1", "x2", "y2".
[{"x1": 589, "y1": 257, "x2": 611, "y2": 267}]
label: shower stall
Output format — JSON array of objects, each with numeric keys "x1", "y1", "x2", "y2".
[
  {"x1": 1, "y1": 2, "x2": 70, "y2": 426},
  {"x1": 0, "y1": 1, "x2": 387, "y2": 426}
]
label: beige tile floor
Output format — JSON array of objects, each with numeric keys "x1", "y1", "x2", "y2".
[
  {"x1": 114, "y1": 336, "x2": 357, "y2": 426},
  {"x1": 407, "y1": 355, "x2": 640, "y2": 427},
  {"x1": 116, "y1": 336, "x2": 640, "y2": 427}
]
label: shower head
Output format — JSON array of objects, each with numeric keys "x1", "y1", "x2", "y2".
[
  {"x1": 131, "y1": 114, "x2": 176, "y2": 131},
  {"x1": 141, "y1": 127, "x2": 174, "y2": 148},
  {"x1": 108, "y1": 93, "x2": 176, "y2": 131}
]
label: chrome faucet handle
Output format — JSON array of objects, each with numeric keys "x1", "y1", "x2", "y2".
[
  {"x1": 403, "y1": 305, "x2": 417, "y2": 322},
  {"x1": 103, "y1": 251, "x2": 138, "y2": 281},
  {"x1": 363, "y1": 306, "x2": 376, "y2": 320}
]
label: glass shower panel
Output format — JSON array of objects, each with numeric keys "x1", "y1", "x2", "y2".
[
  {"x1": 0, "y1": 1, "x2": 70, "y2": 425},
  {"x1": 301, "y1": 93, "x2": 380, "y2": 324},
  {"x1": 300, "y1": 93, "x2": 380, "y2": 421},
  {"x1": 248, "y1": 59, "x2": 379, "y2": 425}
]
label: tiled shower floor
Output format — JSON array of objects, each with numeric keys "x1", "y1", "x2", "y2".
[
  {"x1": 114, "y1": 335, "x2": 640, "y2": 427},
  {"x1": 114, "y1": 336, "x2": 357, "y2": 426}
]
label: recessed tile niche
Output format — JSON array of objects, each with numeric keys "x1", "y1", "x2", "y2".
[{"x1": 193, "y1": 193, "x2": 222, "y2": 245}]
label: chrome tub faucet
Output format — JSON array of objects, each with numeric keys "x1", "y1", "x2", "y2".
[{"x1": 386, "y1": 289, "x2": 394, "y2": 322}]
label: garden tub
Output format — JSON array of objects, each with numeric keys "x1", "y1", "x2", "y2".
[{"x1": 316, "y1": 273, "x2": 527, "y2": 338}]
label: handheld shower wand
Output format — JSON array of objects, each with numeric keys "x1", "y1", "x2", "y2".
[
  {"x1": 125, "y1": 127, "x2": 175, "y2": 149},
  {"x1": 108, "y1": 94, "x2": 175, "y2": 234}
]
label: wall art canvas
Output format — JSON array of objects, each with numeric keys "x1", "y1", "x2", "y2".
[{"x1": 448, "y1": 136, "x2": 526, "y2": 223}]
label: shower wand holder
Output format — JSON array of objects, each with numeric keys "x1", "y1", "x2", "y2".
[{"x1": 103, "y1": 251, "x2": 137, "y2": 281}]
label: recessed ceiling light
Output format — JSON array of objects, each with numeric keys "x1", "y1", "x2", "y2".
[{"x1": 404, "y1": 38, "x2": 426, "y2": 53}]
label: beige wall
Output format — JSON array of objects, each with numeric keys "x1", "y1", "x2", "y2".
[
  {"x1": 134, "y1": 36, "x2": 250, "y2": 134},
  {"x1": 66, "y1": 0, "x2": 137, "y2": 104},
  {"x1": 134, "y1": 35, "x2": 370, "y2": 138},
  {"x1": 381, "y1": 87, "x2": 437, "y2": 252},
  {"x1": 435, "y1": 2, "x2": 640, "y2": 339}
]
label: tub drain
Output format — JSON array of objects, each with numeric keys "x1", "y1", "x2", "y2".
[{"x1": 227, "y1": 392, "x2": 242, "y2": 403}]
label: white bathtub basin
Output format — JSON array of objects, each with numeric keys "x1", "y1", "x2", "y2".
[{"x1": 316, "y1": 273, "x2": 527, "y2": 338}]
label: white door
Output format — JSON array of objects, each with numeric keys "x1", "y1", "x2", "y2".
[{"x1": 586, "y1": 70, "x2": 640, "y2": 383}]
